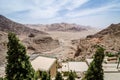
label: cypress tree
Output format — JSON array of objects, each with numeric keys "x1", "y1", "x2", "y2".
[
  {"x1": 82, "y1": 46, "x2": 105, "y2": 80},
  {"x1": 41, "y1": 72, "x2": 47, "y2": 80},
  {"x1": 55, "y1": 72, "x2": 63, "y2": 80},
  {"x1": 41, "y1": 71, "x2": 51, "y2": 80},
  {"x1": 5, "y1": 33, "x2": 35, "y2": 80},
  {"x1": 47, "y1": 73, "x2": 51, "y2": 80},
  {"x1": 67, "y1": 71, "x2": 75, "y2": 80}
]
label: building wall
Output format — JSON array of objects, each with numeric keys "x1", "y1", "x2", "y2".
[{"x1": 50, "y1": 61, "x2": 57, "y2": 78}]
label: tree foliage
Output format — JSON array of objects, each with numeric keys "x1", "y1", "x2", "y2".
[
  {"x1": 41, "y1": 71, "x2": 51, "y2": 80},
  {"x1": 67, "y1": 71, "x2": 75, "y2": 80},
  {"x1": 5, "y1": 33, "x2": 35, "y2": 80},
  {"x1": 55, "y1": 72, "x2": 63, "y2": 80},
  {"x1": 82, "y1": 46, "x2": 105, "y2": 80}
]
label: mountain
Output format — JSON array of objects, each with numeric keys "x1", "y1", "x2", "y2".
[
  {"x1": 0, "y1": 31, "x2": 7, "y2": 64},
  {"x1": 0, "y1": 15, "x2": 47, "y2": 35},
  {"x1": 73, "y1": 23, "x2": 120, "y2": 61},
  {"x1": 87, "y1": 23, "x2": 120, "y2": 38},
  {"x1": 26, "y1": 23, "x2": 91, "y2": 32},
  {"x1": 0, "y1": 15, "x2": 59, "y2": 64}
]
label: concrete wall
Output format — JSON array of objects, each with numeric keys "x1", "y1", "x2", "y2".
[{"x1": 49, "y1": 61, "x2": 57, "y2": 77}]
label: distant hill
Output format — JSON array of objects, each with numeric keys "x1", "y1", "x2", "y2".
[
  {"x1": 26, "y1": 23, "x2": 91, "y2": 32},
  {"x1": 0, "y1": 15, "x2": 47, "y2": 35}
]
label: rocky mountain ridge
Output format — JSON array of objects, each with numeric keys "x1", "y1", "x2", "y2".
[
  {"x1": 26, "y1": 23, "x2": 91, "y2": 32},
  {"x1": 87, "y1": 23, "x2": 120, "y2": 38},
  {"x1": 0, "y1": 15, "x2": 47, "y2": 35}
]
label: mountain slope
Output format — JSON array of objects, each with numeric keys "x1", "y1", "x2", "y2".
[
  {"x1": 0, "y1": 31, "x2": 7, "y2": 64},
  {"x1": 73, "y1": 23, "x2": 120, "y2": 61},
  {"x1": 0, "y1": 15, "x2": 47, "y2": 35},
  {"x1": 0, "y1": 15, "x2": 59, "y2": 64},
  {"x1": 87, "y1": 23, "x2": 120, "y2": 38}
]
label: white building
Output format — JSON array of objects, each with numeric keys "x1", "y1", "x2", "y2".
[
  {"x1": 61, "y1": 62, "x2": 88, "y2": 72},
  {"x1": 31, "y1": 56, "x2": 57, "y2": 77}
]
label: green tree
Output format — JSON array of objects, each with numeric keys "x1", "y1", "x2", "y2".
[
  {"x1": 55, "y1": 72, "x2": 63, "y2": 80},
  {"x1": 41, "y1": 71, "x2": 51, "y2": 80},
  {"x1": 67, "y1": 71, "x2": 75, "y2": 80},
  {"x1": 0, "y1": 77, "x2": 4, "y2": 80},
  {"x1": 82, "y1": 46, "x2": 105, "y2": 80},
  {"x1": 47, "y1": 73, "x2": 51, "y2": 80},
  {"x1": 5, "y1": 33, "x2": 35, "y2": 80}
]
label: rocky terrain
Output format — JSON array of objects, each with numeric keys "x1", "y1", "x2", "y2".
[
  {"x1": 87, "y1": 23, "x2": 120, "y2": 38},
  {"x1": 0, "y1": 15, "x2": 47, "y2": 36},
  {"x1": 0, "y1": 15, "x2": 59, "y2": 64},
  {"x1": 73, "y1": 23, "x2": 120, "y2": 61},
  {"x1": 27, "y1": 23, "x2": 99, "y2": 62},
  {"x1": 0, "y1": 31, "x2": 7, "y2": 64},
  {"x1": 1, "y1": 14, "x2": 120, "y2": 78},
  {"x1": 1, "y1": 14, "x2": 120, "y2": 73}
]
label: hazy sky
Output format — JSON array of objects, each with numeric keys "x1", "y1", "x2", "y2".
[{"x1": 0, "y1": 0, "x2": 120, "y2": 28}]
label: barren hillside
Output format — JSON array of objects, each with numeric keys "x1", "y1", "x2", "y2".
[
  {"x1": 0, "y1": 15, "x2": 47, "y2": 36},
  {"x1": 26, "y1": 23, "x2": 100, "y2": 61},
  {"x1": 73, "y1": 23, "x2": 120, "y2": 61},
  {"x1": 0, "y1": 15, "x2": 59, "y2": 64}
]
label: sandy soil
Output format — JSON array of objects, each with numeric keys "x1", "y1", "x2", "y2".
[
  {"x1": 48, "y1": 29, "x2": 99, "y2": 41},
  {"x1": 40, "y1": 29, "x2": 100, "y2": 61}
]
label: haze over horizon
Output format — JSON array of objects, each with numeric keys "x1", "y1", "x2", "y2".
[{"x1": 0, "y1": 0, "x2": 120, "y2": 28}]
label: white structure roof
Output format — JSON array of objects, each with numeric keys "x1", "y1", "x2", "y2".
[
  {"x1": 31, "y1": 56, "x2": 56, "y2": 71},
  {"x1": 61, "y1": 62, "x2": 88, "y2": 72},
  {"x1": 103, "y1": 63, "x2": 118, "y2": 72},
  {"x1": 69, "y1": 62, "x2": 88, "y2": 72},
  {"x1": 61, "y1": 63, "x2": 69, "y2": 72}
]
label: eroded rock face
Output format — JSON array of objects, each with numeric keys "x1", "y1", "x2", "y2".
[
  {"x1": 22, "y1": 35, "x2": 60, "y2": 52},
  {"x1": 89, "y1": 23, "x2": 120, "y2": 38},
  {"x1": 0, "y1": 15, "x2": 60, "y2": 65},
  {"x1": 0, "y1": 31, "x2": 7, "y2": 64},
  {"x1": 33, "y1": 36, "x2": 53, "y2": 44},
  {"x1": 75, "y1": 23, "x2": 120, "y2": 60}
]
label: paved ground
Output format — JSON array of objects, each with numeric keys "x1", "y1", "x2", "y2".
[{"x1": 104, "y1": 73, "x2": 120, "y2": 80}]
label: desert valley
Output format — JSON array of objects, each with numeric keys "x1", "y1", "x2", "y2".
[
  {"x1": 0, "y1": 0, "x2": 120, "y2": 80},
  {"x1": 0, "y1": 14, "x2": 120, "y2": 80},
  {"x1": 0, "y1": 15, "x2": 100, "y2": 65}
]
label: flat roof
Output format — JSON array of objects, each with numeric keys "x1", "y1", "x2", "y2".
[
  {"x1": 69, "y1": 62, "x2": 88, "y2": 72},
  {"x1": 61, "y1": 63, "x2": 69, "y2": 72},
  {"x1": 103, "y1": 63, "x2": 118, "y2": 72},
  {"x1": 61, "y1": 62, "x2": 88, "y2": 72},
  {"x1": 31, "y1": 56, "x2": 56, "y2": 71}
]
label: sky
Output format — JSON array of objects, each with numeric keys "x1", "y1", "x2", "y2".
[{"x1": 0, "y1": 0, "x2": 120, "y2": 28}]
